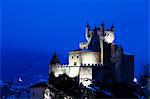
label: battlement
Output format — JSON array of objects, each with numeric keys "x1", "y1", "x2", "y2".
[
  {"x1": 50, "y1": 64, "x2": 69, "y2": 68},
  {"x1": 50, "y1": 63, "x2": 103, "y2": 69},
  {"x1": 81, "y1": 63, "x2": 103, "y2": 66}
]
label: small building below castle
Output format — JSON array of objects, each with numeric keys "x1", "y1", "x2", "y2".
[{"x1": 30, "y1": 82, "x2": 48, "y2": 99}]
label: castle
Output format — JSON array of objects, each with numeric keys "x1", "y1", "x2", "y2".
[{"x1": 49, "y1": 22, "x2": 134, "y2": 87}]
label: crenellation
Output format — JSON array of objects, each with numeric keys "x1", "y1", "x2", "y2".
[{"x1": 80, "y1": 63, "x2": 103, "y2": 67}]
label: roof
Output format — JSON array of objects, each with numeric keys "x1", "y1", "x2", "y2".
[
  {"x1": 124, "y1": 52, "x2": 134, "y2": 56},
  {"x1": 30, "y1": 82, "x2": 48, "y2": 88},
  {"x1": 72, "y1": 49, "x2": 82, "y2": 51},
  {"x1": 71, "y1": 49, "x2": 97, "y2": 52},
  {"x1": 80, "y1": 49, "x2": 96, "y2": 52},
  {"x1": 50, "y1": 52, "x2": 60, "y2": 65}
]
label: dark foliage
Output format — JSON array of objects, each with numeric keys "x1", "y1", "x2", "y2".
[
  {"x1": 48, "y1": 72, "x2": 145, "y2": 98},
  {"x1": 49, "y1": 72, "x2": 83, "y2": 98}
]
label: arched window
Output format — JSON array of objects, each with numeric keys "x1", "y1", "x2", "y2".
[{"x1": 74, "y1": 62, "x2": 77, "y2": 66}]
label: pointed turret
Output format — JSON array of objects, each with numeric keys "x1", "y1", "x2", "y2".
[
  {"x1": 86, "y1": 22, "x2": 90, "y2": 28},
  {"x1": 110, "y1": 24, "x2": 115, "y2": 31},
  {"x1": 49, "y1": 52, "x2": 60, "y2": 65},
  {"x1": 93, "y1": 25, "x2": 97, "y2": 34},
  {"x1": 99, "y1": 21, "x2": 105, "y2": 36},
  {"x1": 85, "y1": 23, "x2": 90, "y2": 31},
  {"x1": 94, "y1": 25, "x2": 97, "y2": 30},
  {"x1": 85, "y1": 23, "x2": 91, "y2": 41},
  {"x1": 100, "y1": 21, "x2": 104, "y2": 30}
]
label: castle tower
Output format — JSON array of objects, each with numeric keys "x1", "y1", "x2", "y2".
[
  {"x1": 100, "y1": 21, "x2": 104, "y2": 36},
  {"x1": 110, "y1": 24, "x2": 115, "y2": 31},
  {"x1": 49, "y1": 52, "x2": 60, "y2": 65},
  {"x1": 85, "y1": 24, "x2": 90, "y2": 41},
  {"x1": 49, "y1": 53, "x2": 60, "y2": 74},
  {"x1": 99, "y1": 22, "x2": 105, "y2": 65}
]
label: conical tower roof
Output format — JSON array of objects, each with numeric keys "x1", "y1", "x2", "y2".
[{"x1": 50, "y1": 52, "x2": 60, "y2": 65}]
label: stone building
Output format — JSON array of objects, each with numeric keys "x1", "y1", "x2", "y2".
[
  {"x1": 49, "y1": 22, "x2": 134, "y2": 86},
  {"x1": 30, "y1": 82, "x2": 48, "y2": 99}
]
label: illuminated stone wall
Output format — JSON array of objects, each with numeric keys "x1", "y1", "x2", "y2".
[
  {"x1": 51, "y1": 50, "x2": 101, "y2": 84},
  {"x1": 81, "y1": 52, "x2": 100, "y2": 65},
  {"x1": 69, "y1": 51, "x2": 101, "y2": 66},
  {"x1": 51, "y1": 64, "x2": 80, "y2": 78},
  {"x1": 67, "y1": 66, "x2": 80, "y2": 78},
  {"x1": 50, "y1": 45, "x2": 134, "y2": 86},
  {"x1": 79, "y1": 67, "x2": 92, "y2": 86},
  {"x1": 51, "y1": 65, "x2": 69, "y2": 77},
  {"x1": 68, "y1": 51, "x2": 81, "y2": 66}
]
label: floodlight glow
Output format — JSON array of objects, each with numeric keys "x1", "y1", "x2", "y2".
[
  {"x1": 67, "y1": 67, "x2": 79, "y2": 78},
  {"x1": 134, "y1": 78, "x2": 137, "y2": 82},
  {"x1": 104, "y1": 31, "x2": 115, "y2": 43}
]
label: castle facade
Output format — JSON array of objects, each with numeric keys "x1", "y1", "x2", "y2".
[{"x1": 49, "y1": 22, "x2": 134, "y2": 86}]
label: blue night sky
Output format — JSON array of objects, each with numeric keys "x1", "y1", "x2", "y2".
[{"x1": 1, "y1": 0, "x2": 149, "y2": 81}]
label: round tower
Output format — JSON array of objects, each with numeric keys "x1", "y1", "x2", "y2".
[{"x1": 85, "y1": 24, "x2": 90, "y2": 41}]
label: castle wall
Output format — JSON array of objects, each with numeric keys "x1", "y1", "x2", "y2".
[
  {"x1": 79, "y1": 66, "x2": 113, "y2": 86},
  {"x1": 51, "y1": 65, "x2": 69, "y2": 77},
  {"x1": 114, "y1": 47, "x2": 124, "y2": 82},
  {"x1": 123, "y1": 54, "x2": 134, "y2": 83},
  {"x1": 69, "y1": 51, "x2": 101, "y2": 66},
  {"x1": 67, "y1": 66, "x2": 80, "y2": 78},
  {"x1": 51, "y1": 64, "x2": 80, "y2": 78},
  {"x1": 81, "y1": 52, "x2": 100, "y2": 65},
  {"x1": 69, "y1": 51, "x2": 81, "y2": 66},
  {"x1": 50, "y1": 46, "x2": 134, "y2": 85},
  {"x1": 92, "y1": 66, "x2": 106, "y2": 81},
  {"x1": 79, "y1": 66, "x2": 92, "y2": 86},
  {"x1": 93, "y1": 66, "x2": 114, "y2": 84}
]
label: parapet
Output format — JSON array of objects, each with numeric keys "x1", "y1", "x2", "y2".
[
  {"x1": 50, "y1": 63, "x2": 103, "y2": 69},
  {"x1": 50, "y1": 64, "x2": 69, "y2": 69},
  {"x1": 81, "y1": 63, "x2": 103, "y2": 66}
]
